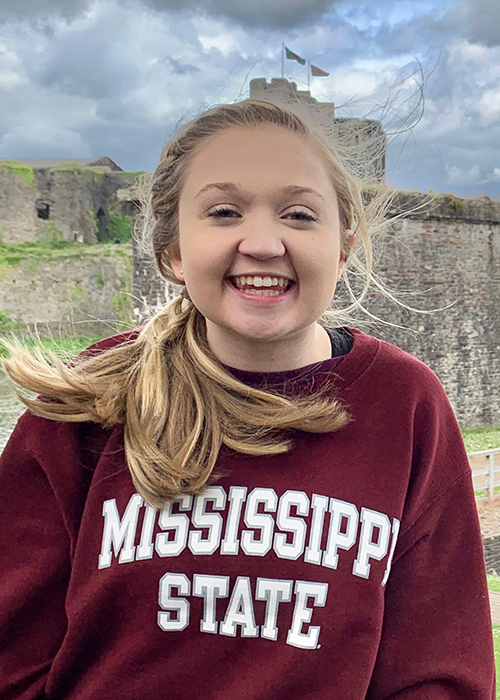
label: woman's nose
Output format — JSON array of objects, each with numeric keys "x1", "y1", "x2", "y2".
[{"x1": 236, "y1": 218, "x2": 286, "y2": 259}]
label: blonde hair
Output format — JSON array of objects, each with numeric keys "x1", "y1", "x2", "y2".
[{"x1": 3, "y1": 98, "x2": 394, "y2": 507}]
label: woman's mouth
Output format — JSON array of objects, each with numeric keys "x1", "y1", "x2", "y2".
[{"x1": 228, "y1": 275, "x2": 294, "y2": 297}]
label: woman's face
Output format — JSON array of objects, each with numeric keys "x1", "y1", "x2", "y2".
[{"x1": 172, "y1": 124, "x2": 352, "y2": 366}]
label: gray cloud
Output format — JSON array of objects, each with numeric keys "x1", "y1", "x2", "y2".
[
  {"x1": 382, "y1": 31, "x2": 500, "y2": 197},
  {"x1": 0, "y1": 0, "x2": 345, "y2": 30},
  {"x1": 30, "y1": 25, "x2": 142, "y2": 101},
  {"x1": 139, "y1": 0, "x2": 339, "y2": 30},
  {"x1": 457, "y1": 0, "x2": 500, "y2": 47},
  {"x1": 32, "y1": 41, "x2": 137, "y2": 101},
  {"x1": 0, "y1": 0, "x2": 92, "y2": 22},
  {"x1": 162, "y1": 56, "x2": 200, "y2": 75}
]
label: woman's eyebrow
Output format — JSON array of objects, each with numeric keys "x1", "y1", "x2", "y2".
[
  {"x1": 194, "y1": 182, "x2": 240, "y2": 199},
  {"x1": 194, "y1": 182, "x2": 326, "y2": 202},
  {"x1": 283, "y1": 185, "x2": 326, "y2": 201}
]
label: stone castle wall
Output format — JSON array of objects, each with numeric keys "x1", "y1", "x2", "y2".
[
  {"x1": 0, "y1": 163, "x2": 136, "y2": 244},
  {"x1": 483, "y1": 535, "x2": 500, "y2": 573},
  {"x1": 0, "y1": 245, "x2": 133, "y2": 338},
  {"x1": 353, "y1": 193, "x2": 500, "y2": 427},
  {"x1": 2, "y1": 158, "x2": 499, "y2": 428}
]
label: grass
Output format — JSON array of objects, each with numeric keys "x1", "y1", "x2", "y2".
[
  {"x1": 0, "y1": 160, "x2": 34, "y2": 186},
  {"x1": 487, "y1": 575, "x2": 500, "y2": 592},
  {"x1": 115, "y1": 170, "x2": 146, "y2": 180},
  {"x1": 50, "y1": 163, "x2": 108, "y2": 174},
  {"x1": 443, "y1": 193, "x2": 468, "y2": 213},
  {"x1": 463, "y1": 429, "x2": 500, "y2": 497},
  {"x1": 0, "y1": 335, "x2": 103, "y2": 360},
  {"x1": 475, "y1": 486, "x2": 500, "y2": 499},
  {"x1": 493, "y1": 627, "x2": 500, "y2": 695},
  {"x1": 461, "y1": 427, "x2": 500, "y2": 453},
  {"x1": 34, "y1": 336, "x2": 103, "y2": 358},
  {"x1": 0, "y1": 240, "x2": 132, "y2": 270},
  {"x1": 107, "y1": 213, "x2": 133, "y2": 242}
]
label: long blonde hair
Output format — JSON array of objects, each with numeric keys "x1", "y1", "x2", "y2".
[{"x1": 3, "y1": 99, "x2": 389, "y2": 507}]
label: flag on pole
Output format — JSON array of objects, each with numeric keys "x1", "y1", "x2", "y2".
[
  {"x1": 310, "y1": 63, "x2": 329, "y2": 77},
  {"x1": 285, "y1": 46, "x2": 306, "y2": 65}
]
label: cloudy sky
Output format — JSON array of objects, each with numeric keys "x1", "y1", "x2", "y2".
[{"x1": 0, "y1": 0, "x2": 499, "y2": 197}]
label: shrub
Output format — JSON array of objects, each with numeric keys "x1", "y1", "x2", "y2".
[
  {"x1": 0, "y1": 311, "x2": 18, "y2": 335},
  {"x1": 443, "y1": 193, "x2": 468, "y2": 213},
  {"x1": 108, "y1": 213, "x2": 133, "y2": 242}
]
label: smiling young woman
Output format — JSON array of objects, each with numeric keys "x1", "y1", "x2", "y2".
[
  {"x1": 0, "y1": 99, "x2": 495, "y2": 699},
  {"x1": 171, "y1": 124, "x2": 353, "y2": 370}
]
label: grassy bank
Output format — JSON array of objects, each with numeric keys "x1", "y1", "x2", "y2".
[
  {"x1": 0, "y1": 237, "x2": 133, "y2": 335},
  {"x1": 21, "y1": 336, "x2": 102, "y2": 358},
  {"x1": 462, "y1": 428, "x2": 500, "y2": 453},
  {"x1": 494, "y1": 627, "x2": 500, "y2": 696},
  {"x1": 0, "y1": 335, "x2": 103, "y2": 359},
  {"x1": 0, "y1": 237, "x2": 132, "y2": 268}
]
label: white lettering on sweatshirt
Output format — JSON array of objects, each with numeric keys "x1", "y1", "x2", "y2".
[
  {"x1": 157, "y1": 573, "x2": 328, "y2": 649},
  {"x1": 98, "y1": 488, "x2": 400, "y2": 649},
  {"x1": 98, "y1": 487, "x2": 400, "y2": 586}
]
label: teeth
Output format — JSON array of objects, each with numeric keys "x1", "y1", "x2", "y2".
[
  {"x1": 233, "y1": 275, "x2": 290, "y2": 288},
  {"x1": 244, "y1": 289, "x2": 282, "y2": 296}
]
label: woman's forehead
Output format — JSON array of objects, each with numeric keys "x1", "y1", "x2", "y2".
[{"x1": 180, "y1": 125, "x2": 335, "y2": 198}]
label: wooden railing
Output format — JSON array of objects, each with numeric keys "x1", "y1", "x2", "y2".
[{"x1": 469, "y1": 448, "x2": 500, "y2": 501}]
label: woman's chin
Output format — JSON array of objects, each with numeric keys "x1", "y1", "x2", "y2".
[
  {"x1": 207, "y1": 316, "x2": 307, "y2": 347},
  {"x1": 224, "y1": 325, "x2": 289, "y2": 344}
]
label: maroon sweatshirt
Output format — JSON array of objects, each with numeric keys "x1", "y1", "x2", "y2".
[{"x1": 0, "y1": 327, "x2": 495, "y2": 699}]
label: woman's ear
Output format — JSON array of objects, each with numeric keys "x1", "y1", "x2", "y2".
[
  {"x1": 343, "y1": 229, "x2": 356, "y2": 257},
  {"x1": 337, "y1": 229, "x2": 355, "y2": 281},
  {"x1": 168, "y1": 247, "x2": 185, "y2": 283}
]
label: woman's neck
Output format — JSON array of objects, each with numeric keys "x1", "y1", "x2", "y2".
[{"x1": 206, "y1": 322, "x2": 333, "y2": 372}]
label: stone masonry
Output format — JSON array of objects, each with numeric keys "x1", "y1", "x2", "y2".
[{"x1": 0, "y1": 160, "x2": 137, "y2": 244}]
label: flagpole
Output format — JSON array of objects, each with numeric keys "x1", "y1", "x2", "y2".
[
  {"x1": 307, "y1": 60, "x2": 310, "y2": 91},
  {"x1": 282, "y1": 42, "x2": 284, "y2": 79}
]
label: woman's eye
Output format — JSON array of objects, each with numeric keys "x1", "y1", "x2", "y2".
[
  {"x1": 208, "y1": 206, "x2": 239, "y2": 218},
  {"x1": 285, "y1": 210, "x2": 317, "y2": 222}
]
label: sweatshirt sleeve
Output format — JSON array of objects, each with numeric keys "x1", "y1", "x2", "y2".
[
  {"x1": 366, "y1": 467, "x2": 495, "y2": 699},
  {"x1": 0, "y1": 419, "x2": 71, "y2": 700}
]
